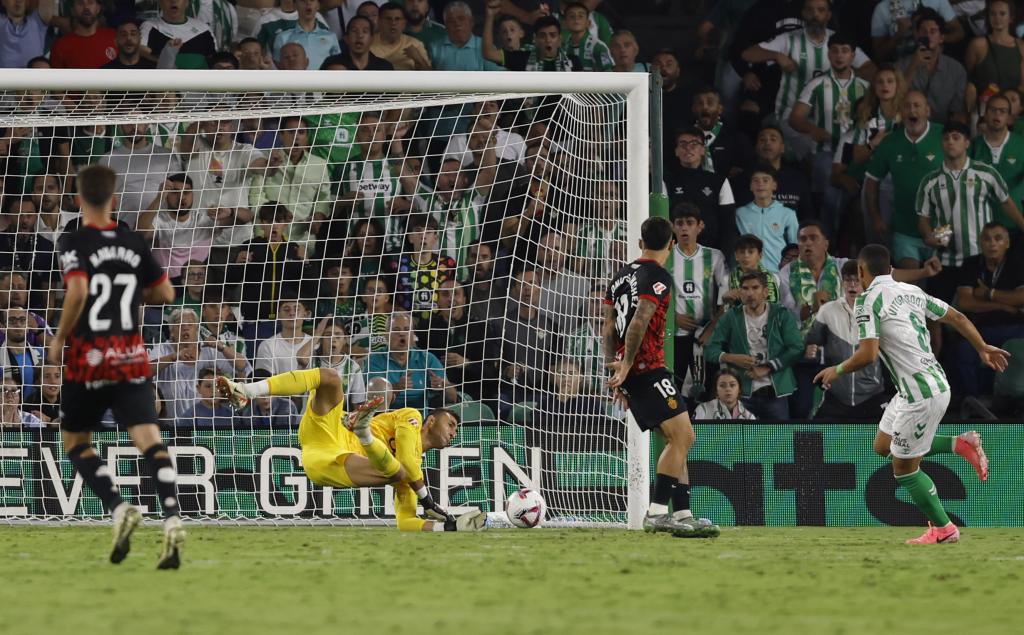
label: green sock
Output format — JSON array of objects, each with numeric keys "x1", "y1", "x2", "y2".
[
  {"x1": 895, "y1": 470, "x2": 951, "y2": 526},
  {"x1": 926, "y1": 435, "x2": 955, "y2": 456}
]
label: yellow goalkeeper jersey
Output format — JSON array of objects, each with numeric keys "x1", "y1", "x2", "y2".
[
  {"x1": 369, "y1": 407, "x2": 425, "y2": 484},
  {"x1": 371, "y1": 407, "x2": 427, "y2": 532}
]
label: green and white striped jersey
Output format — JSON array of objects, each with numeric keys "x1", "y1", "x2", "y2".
[
  {"x1": 916, "y1": 159, "x2": 1010, "y2": 267},
  {"x1": 426, "y1": 189, "x2": 482, "y2": 276},
  {"x1": 796, "y1": 70, "x2": 869, "y2": 151},
  {"x1": 759, "y1": 28, "x2": 870, "y2": 119},
  {"x1": 672, "y1": 244, "x2": 729, "y2": 336},
  {"x1": 856, "y1": 274, "x2": 950, "y2": 403},
  {"x1": 188, "y1": 0, "x2": 238, "y2": 52},
  {"x1": 341, "y1": 158, "x2": 400, "y2": 217},
  {"x1": 576, "y1": 222, "x2": 626, "y2": 282}
]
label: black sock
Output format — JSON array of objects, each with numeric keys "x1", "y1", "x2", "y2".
[
  {"x1": 143, "y1": 444, "x2": 180, "y2": 518},
  {"x1": 672, "y1": 482, "x2": 691, "y2": 514},
  {"x1": 653, "y1": 473, "x2": 677, "y2": 507},
  {"x1": 68, "y1": 443, "x2": 124, "y2": 513}
]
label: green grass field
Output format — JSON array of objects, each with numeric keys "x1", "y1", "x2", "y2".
[{"x1": 1, "y1": 526, "x2": 1020, "y2": 635}]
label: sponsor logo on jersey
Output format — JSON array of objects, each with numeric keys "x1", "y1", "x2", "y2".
[
  {"x1": 856, "y1": 314, "x2": 870, "y2": 324},
  {"x1": 60, "y1": 250, "x2": 79, "y2": 274},
  {"x1": 667, "y1": 397, "x2": 678, "y2": 410},
  {"x1": 653, "y1": 282, "x2": 667, "y2": 295}
]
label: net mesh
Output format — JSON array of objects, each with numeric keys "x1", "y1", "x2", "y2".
[{"x1": 0, "y1": 80, "x2": 637, "y2": 526}]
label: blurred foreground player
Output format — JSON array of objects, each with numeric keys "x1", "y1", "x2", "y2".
[
  {"x1": 218, "y1": 373, "x2": 488, "y2": 532},
  {"x1": 605, "y1": 217, "x2": 720, "y2": 538},
  {"x1": 49, "y1": 165, "x2": 184, "y2": 568}
]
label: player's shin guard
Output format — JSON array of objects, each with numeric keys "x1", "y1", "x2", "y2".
[
  {"x1": 926, "y1": 435, "x2": 955, "y2": 455},
  {"x1": 267, "y1": 369, "x2": 323, "y2": 396},
  {"x1": 68, "y1": 443, "x2": 125, "y2": 512},
  {"x1": 361, "y1": 437, "x2": 402, "y2": 479},
  {"x1": 143, "y1": 444, "x2": 180, "y2": 518},
  {"x1": 895, "y1": 469, "x2": 951, "y2": 526}
]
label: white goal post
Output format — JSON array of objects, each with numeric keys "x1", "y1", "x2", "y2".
[{"x1": 0, "y1": 69, "x2": 650, "y2": 528}]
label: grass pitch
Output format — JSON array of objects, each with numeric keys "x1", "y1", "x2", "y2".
[{"x1": 1, "y1": 526, "x2": 1020, "y2": 635}]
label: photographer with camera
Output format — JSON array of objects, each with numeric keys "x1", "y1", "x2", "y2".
[{"x1": 899, "y1": 7, "x2": 968, "y2": 125}]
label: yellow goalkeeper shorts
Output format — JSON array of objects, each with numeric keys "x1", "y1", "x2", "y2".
[{"x1": 298, "y1": 397, "x2": 366, "y2": 489}]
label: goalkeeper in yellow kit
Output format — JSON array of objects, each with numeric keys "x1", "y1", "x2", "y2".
[{"x1": 218, "y1": 369, "x2": 487, "y2": 532}]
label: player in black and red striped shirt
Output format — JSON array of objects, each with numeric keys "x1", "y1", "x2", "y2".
[
  {"x1": 49, "y1": 165, "x2": 185, "y2": 569},
  {"x1": 604, "y1": 217, "x2": 720, "y2": 538}
]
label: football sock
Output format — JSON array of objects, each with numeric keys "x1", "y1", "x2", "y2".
[
  {"x1": 143, "y1": 444, "x2": 180, "y2": 518},
  {"x1": 895, "y1": 469, "x2": 951, "y2": 527},
  {"x1": 649, "y1": 473, "x2": 677, "y2": 515},
  {"x1": 68, "y1": 443, "x2": 124, "y2": 513},
  {"x1": 361, "y1": 437, "x2": 402, "y2": 478},
  {"x1": 265, "y1": 369, "x2": 322, "y2": 397},
  {"x1": 926, "y1": 435, "x2": 954, "y2": 455},
  {"x1": 671, "y1": 483, "x2": 691, "y2": 516}
]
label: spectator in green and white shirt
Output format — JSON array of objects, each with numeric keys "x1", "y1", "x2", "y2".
[
  {"x1": 969, "y1": 92, "x2": 1024, "y2": 231},
  {"x1": 563, "y1": 280, "x2": 609, "y2": 394},
  {"x1": 560, "y1": 2, "x2": 612, "y2": 72},
  {"x1": 313, "y1": 318, "x2": 367, "y2": 407},
  {"x1": 917, "y1": 120, "x2": 1024, "y2": 301},
  {"x1": 788, "y1": 32, "x2": 870, "y2": 235},
  {"x1": 741, "y1": 0, "x2": 873, "y2": 159},
  {"x1": 671, "y1": 203, "x2": 729, "y2": 401},
  {"x1": 573, "y1": 181, "x2": 626, "y2": 282}
]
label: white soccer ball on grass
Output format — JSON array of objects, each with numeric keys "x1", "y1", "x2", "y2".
[{"x1": 505, "y1": 488, "x2": 546, "y2": 528}]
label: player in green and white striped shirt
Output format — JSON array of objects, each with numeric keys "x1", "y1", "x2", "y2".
[
  {"x1": 671, "y1": 204, "x2": 729, "y2": 400},
  {"x1": 815, "y1": 244, "x2": 1005, "y2": 545},
  {"x1": 916, "y1": 121, "x2": 1024, "y2": 276},
  {"x1": 789, "y1": 33, "x2": 870, "y2": 153}
]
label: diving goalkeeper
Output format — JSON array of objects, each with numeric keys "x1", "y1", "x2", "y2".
[{"x1": 218, "y1": 370, "x2": 486, "y2": 531}]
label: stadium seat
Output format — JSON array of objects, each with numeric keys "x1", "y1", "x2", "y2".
[
  {"x1": 994, "y1": 338, "x2": 1024, "y2": 399},
  {"x1": 449, "y1": 400, "x2": 496, "y2": 424},
  {"x1": 511, "y1": 402, "x2": 536, "y2": 424}
]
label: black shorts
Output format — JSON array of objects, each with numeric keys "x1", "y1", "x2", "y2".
[
  {"x1": 60, "y1": 380, "x2": 159, "y2": 432},
  {"x1": 619, "y1": 368, "x2": 687, "y2": 432}
]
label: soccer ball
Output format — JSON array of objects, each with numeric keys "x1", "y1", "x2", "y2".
[{"x1": 506, "y1": 488, "x2": 546, "y2": 528}]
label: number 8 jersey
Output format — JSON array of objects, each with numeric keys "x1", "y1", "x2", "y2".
[
  {"x1": 855, "y1": 273, "x2": 951, "y2": 404},
  {"x1": 58, "y1": 223, "x2": 167, "y2": 384},
  {"x1": 605, "y1": 258, "x2": 674, "y2": 376}
]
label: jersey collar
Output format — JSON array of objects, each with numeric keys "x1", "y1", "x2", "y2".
[
  {"x1": 83, "y1": 221, "x2": 117, "y2": 230},
  {"x1": 867, "y1": 274, "x2": 894, "y2": 290},
  {"x1": 904, "y1": 121, "x2": 931, "y2": 145}
]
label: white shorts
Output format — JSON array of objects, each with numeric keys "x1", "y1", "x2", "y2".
[{"x1": 878, "y1": 391, "x2": 951, "y2": 459}]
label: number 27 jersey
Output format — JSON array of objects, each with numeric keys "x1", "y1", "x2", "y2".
[
  {"x1": 605, "y1": 258, "x2": 673, "y2": 375},
  {"x1": 58, "y1": 223, "x2": 167, "y2": 384}
]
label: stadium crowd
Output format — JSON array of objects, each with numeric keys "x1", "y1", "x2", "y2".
[{"x1": 0, "y1": 0, "x2": 1022, "y2": 430}]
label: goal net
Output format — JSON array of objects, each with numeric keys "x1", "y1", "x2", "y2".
[{"x1": 0, "y1": 70, "x2": 649, "y2": 528}]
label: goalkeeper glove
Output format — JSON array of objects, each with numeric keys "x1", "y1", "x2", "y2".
[
  {"x1": 443, "y1": 509, "x2": 489, "y2": 532},
  {"x1": 418, "y1": 493, "x2": 454, "y2": 523}
]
